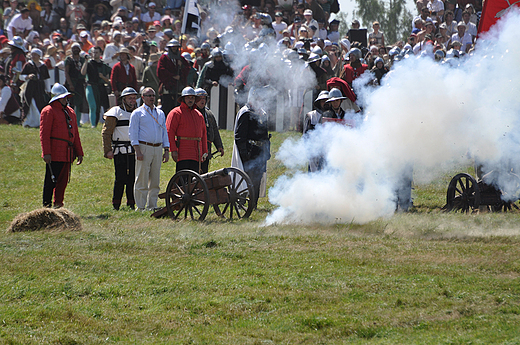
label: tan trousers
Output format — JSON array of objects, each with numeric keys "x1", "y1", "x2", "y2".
[{"x1": 134, "y1": 144, "x2": 163, "y2": 209}]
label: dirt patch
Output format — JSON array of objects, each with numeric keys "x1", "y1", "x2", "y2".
[{"x1": 6, "y1": 208, "x2": 82, "y2": 233}]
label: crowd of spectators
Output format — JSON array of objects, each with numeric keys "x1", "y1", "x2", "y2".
[{"x1": 0, "y1": 0, "x2": 483, "y2": 129}]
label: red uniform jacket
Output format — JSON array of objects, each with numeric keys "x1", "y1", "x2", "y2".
[
  {"x1": 40, "y1": 101, "x2": 84, "y2": 162},
  {"x1": 166, "y1": 102, "x2": 207, "y2": 162},
  {"x1": 157, "y1": 53, "x2": 190, "y2": 93},
  {"x1": 110, "y1": 61, "x2": 137, "y2": 92},
  {"x1": 343, "y1": 63, "x2": 368, "y2": 85}
]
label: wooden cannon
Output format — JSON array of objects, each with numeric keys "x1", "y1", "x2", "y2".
[
  {"x1": 443, "y1": 170, "x2": 520, "y2": 212},
  {"x1": 152, "y1": 167, "x2": 255, "y2": 220}
]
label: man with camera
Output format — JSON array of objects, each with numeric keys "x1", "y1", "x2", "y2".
[{"x1": 157, "y1": 38, "x2": 191, "y2": 116}]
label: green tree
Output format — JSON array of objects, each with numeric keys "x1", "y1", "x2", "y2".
[
  {"x1": 334, "y1": 11, "x2": 350, "y2": 39},
  {"x1": 353, "y1": 0, "x2": 413, "y2": 45}
]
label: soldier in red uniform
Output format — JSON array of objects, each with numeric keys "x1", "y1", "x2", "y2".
[
  {"x1": 341, "y1": 47, "x2": 368, "y2": 88},
  {"x1": 40, "y1": 83, "x2": 84, "y2": 208},
  {"x1": 166, "y1": 87, "x2": 207, "y2": 173}
]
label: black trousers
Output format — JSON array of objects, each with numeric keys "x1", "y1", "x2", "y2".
[
  {"x1": 160, "y1": 93, "x2": 178, "y2": 117},
  {"x1": 43, "y1": 161, "x2": 69, "y2": 207},
  {"x1": 113, "y1": 153, "x2": 135, "y2": 206},
  {"x1": 243, "y1": 161, "x2": 265, "y2": 208},
  {"x1": 176, "y1": 159, "x2": 200, "y2": 174}
]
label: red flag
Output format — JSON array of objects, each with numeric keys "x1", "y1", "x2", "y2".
[{"x1": 478, "y1": 0, "x2": 520, "y2": 34}]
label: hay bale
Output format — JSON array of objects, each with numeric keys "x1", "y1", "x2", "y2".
[{"x1": 7, "y1": 208, "x2": 82, "y2": 233}]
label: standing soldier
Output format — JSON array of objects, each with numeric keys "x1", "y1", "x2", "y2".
[
  {"x1": 40, "y1": 83, "x2": 84, "y2": 208},
  {"x1": 194, "y1": 88, "x2": 224, "y2": 173},
  {"x1": 231, "y1": 86, "x2": 271, "y2": 208},
  {"x1": 102, "y1": 87, "x2": 138, "y2": 210},
  {"x1": 303, "y1": 90, "x2": 330, "y2": 172},
  {"x1": 166, "y1": 87, "x2": 207, "y2": 173},
  {"x1": 157, "y1": 39, "x2": 191, "y2": 117}
]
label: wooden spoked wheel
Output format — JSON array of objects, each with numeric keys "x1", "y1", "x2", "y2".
[
  {"x1": 445, "y1": 173, "x2": 480, "y2": 213},
  {"x1": 213, "y1": 167, "x2": 255, "y2": 219},
  {"x1": 165, "y1": 170, "x2": 209, "y2": 220}
]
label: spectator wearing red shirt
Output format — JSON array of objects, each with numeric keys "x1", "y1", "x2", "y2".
[
  {"x1": 110, "y1": 47, "x2": 137, "y2": 100},
  {"x1": 40, "y1": 83, "x2": 84, "y2": 208},
  {"x1": 166, "y1": 87, "x2": 208, "y2": 173}
]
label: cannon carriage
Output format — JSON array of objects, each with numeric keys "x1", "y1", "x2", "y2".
[
  {"x1": 443, "y1": 169, "x2": 520, "y2": 213},
  {"x1": 152, "y1": 167, "x2": 255, "y2": 220}
]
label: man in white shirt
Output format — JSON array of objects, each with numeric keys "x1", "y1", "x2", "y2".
[
  {"x1": 129, "y1": 87, "x2": 169, "y2": 211},
  {"x1": 103, "y1": 30, "x2": 122, "y2": 68},
  {"x1": 451, "y1": 22, "x2": 472, "y2": 52},
  {"x1": 272, "y1": 12, "x2": 287, "y2": 41},
  {"x1": 141, "y1": 2, "x2": 161, "y2": 29},
  {"x1": 412, "y1": 7, "x2": 431, "y2": 30},
  {"x1": 427, "y1": 0, "x2": 444, "y2": 17},
  {"x1": 303, "y1": 9, "x2": 319, "y2": 38},
  {"x1": 461, "y1": 10, "x2": 477, "y2": 39},
  {"x1": 6, "y1": 8, "x2": 33, "y2": 39}
]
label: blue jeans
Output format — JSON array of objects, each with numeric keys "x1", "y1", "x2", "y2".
[{"x1": 86, "y1": 84, "x2": 101, "y2": 127}]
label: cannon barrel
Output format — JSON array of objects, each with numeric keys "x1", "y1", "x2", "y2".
[{"x1": 201, "y1": 168, "x2": 228, "y2": 179}]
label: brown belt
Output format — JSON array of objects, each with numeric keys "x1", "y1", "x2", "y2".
[
  {"x1": 176, "y1": 136, "x2": 201, "y2": 141},
  {"x1": 139, "y1": 141, "x2": 162, "y2": 147}
]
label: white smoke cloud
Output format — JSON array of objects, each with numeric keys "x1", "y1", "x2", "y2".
[{"x1": 266, "y1": 8, "x2": 520, "y2": 225}]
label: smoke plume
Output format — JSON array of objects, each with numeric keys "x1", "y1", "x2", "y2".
[{"x1": 266, "y1": 9, "x2": 520, "y2": 225}]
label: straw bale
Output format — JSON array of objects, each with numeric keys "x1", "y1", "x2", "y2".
[{"x1": 7, "y1": 208, "x2": 82, "y2": 233}]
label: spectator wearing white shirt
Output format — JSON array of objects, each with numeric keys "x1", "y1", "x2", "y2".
[
  {"x1": 141, "y1": 2, "x2": 161, "y2": 30},
  {"x1": 327, "y1": 19, "x2": 340, "y2": 44},
  {"x1": 451, "y1": 22, "x2": 472, "y2": 52},
  {"x1": 461, "y1": 10, "x2": 477, "y2": 39},
  {"x1": 3, "y1": 0, "x2": 20, "y2": 32},
  {"x1": 6, "y1": 8, "x2": 33, "y2": 40},
  {"x1": 103, "y1": 31, "x2": 122, "y2": 68},
  {"x1": 303, "y1": 9, "x2": 319, "y2": 38},
  {"x1": 272, "y1": 12, "x2": 288, "y2": 41},
  {"x1": 443, "y1": 10, "x2": 458, "y2": 37},
  {"x1": 316, "y1": 19, "x2": 328, "y2": 40},
  {"x1": 412, "y1": 7, "x2": 431, "y2": 30},
  {"x1": 427, "y1": 0, "x2": 444, "y2": 17}
]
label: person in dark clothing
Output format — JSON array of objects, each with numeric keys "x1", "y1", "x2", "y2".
[
  {"x1": 371, "y1": 57, "x2": 389, "y2": 86},
  {"x1": 197, "y1": 47, "x2": 233, "y2": 94},
  {"x1": 6, "y1": 36, "x2": 27, "y2": 85},
  {"x1": 307, "y1": 52, "x2": 328, "y2": 90},
  {"x1": 21, "y1": 48, "x2": 50, "y2": 128},
  {"x1": 81, "y1": 46, "x2": 111, "y2": 127},
  {"x1": 232, "y1": 86, "x2": 271, "y2": 207},
  {"x1": 194, "y1": 88, "x2": 224, "y2": 173},
  {"x1": 157, "y1": 38, "x2": 191, "y2": 117},
  {"x1": 320, "y1": 55, "x2": 335, "y2": 79},
  {"x1": 64, "y1": 43, "x2": 86, "y2": 126},
  {"x1": 193, "y1": 42, "x2": 211, "y2": 72}
]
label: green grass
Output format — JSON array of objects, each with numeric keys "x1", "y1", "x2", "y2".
[{"x1": 1, "y1": 125, "x2": 520, "y2": 344}]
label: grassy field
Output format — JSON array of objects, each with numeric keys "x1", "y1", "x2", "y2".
[{"x1": 1, "y1": 124, "x2": 520, "y2": 344}]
